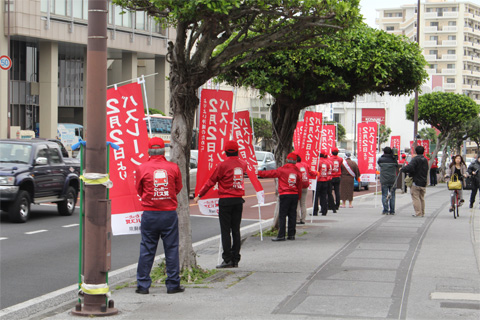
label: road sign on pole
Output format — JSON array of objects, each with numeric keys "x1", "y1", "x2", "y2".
[{"x1": 0, "y1": 55, "x2": 12, "y2": 70}]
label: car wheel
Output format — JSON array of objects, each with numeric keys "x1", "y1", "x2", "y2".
[
  {"x1": 8, "y1": 190, "x2": 31, "y2": 223},
  {"x1": 58, "y1": 186, "x2": 77, "y2": 216},
  {"x1": 364, "y1": 184, "x2": 369, "y2": 191}
]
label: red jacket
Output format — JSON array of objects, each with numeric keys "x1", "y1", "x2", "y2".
[
  {"x1": 258, "y1": 163, "x2": 302, "y2": 198},
  {"x1": 296, "y1": 161, "x2": 317, "y2": 189},
  {"x1": 431, "y1": 158, "x2": 438, "y2": 169},
  {"x1": 135, "y1": 155, "x2": 183, "y2": 211},
  {"x1": 316, "y1": 157, "x2": 332, "y2": 182},
  {"x1": 197, "y1": 156, "x2": 248, "y2": 199},
  {"x1": 329, "y1": 155, "x2": 343, "y2": 178}
]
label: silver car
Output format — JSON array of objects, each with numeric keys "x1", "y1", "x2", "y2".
[
  {"x1": 255, "y1": 151, "x2": 276, "y2": 171},
  {"x1": 189, "y1": 150, "x2": 198, "y2": 198}
]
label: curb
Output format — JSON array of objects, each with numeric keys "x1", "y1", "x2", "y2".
[{"x1": 0, "y1": 218, "x2": 273, "y2": 320}]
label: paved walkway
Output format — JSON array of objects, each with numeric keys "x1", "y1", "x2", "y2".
[{"x1": 15, "y1": 186, "x2": 480, "y2": 319}]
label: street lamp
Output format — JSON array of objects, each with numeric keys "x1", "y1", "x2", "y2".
[{"x1": 413, "y1": 0, "x2": 421, "y2": 148}]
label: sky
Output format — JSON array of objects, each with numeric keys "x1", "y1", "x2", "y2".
[{"x1": 360, "y1": 0, "x2": 419, "y2": 28}]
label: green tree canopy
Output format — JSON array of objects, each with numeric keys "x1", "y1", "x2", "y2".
[
  {"x1": 378, "y1": 124, "x2": 392, "y2": 150},
  {"x1": 252, "y1": 117, "x2": 274, "y2": 150}
]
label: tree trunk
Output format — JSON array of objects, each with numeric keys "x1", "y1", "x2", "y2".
[
  {"x1": 270, "y1": 100, "x2": 301, "y2": 229},
  {"x1": 169, "y1": 66, "x2": 199, "y2": 270}
]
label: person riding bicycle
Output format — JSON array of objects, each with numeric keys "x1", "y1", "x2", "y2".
[{"x1": 445, "y1": 154, "x2": 469, "y2": 212}]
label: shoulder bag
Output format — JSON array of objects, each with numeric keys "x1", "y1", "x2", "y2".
[{"x1": 447, "y1": 174, "x2": 462, "y2": 190}]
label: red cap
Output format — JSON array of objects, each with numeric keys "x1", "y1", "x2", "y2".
[
  {"x1": 224, "y1": 140, "x2": 239, "y2": 152},
  {"x1": 332, "y1": 147, "x2": 339, "y2": 152},
  {"x1": 148, "y1": 137, "x2": 165, "y2": 149},
  {"x1": 286, "y1": 152, "x2": 297, "y2": 162},
  {"x1": 402, "y1": 154, "x2": 406, "y2": 158},
  {"x1": 320, "y1": 149, "x2": 328, "y2": 156}
]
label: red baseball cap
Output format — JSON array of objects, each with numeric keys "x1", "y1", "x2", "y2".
[
  {"x1": 332, "y1": 147, "x2": 339, "y2": 153},
  {"x1": 320, "y1": 149, "x2": 328, "y2": 156},
  {"x1": 224, "y1": 140, "x2": 239, "y2": 152},
  {"x1": 286, "y1": 152, "x2": 297, "y2": 162},
  {"x1": 148, "y1": 137, "x2": 165, "y2": 149}
]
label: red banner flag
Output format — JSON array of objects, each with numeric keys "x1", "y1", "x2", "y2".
[
  {"x1": 233, "y1": 110, "x2": 264, "y2": 204},
  {"x1": 410, "y1": 140, "x2": 430, "y2": 155},
  {"x1": 298, "y1": 111, "x2": 322, "y2": 190},
  {"x1": 390, "y1": 136, "x2": 401, "y2": 161},
  {"x1": 357, "y1": 122, "x2": 378, "y2": 183},
  {"x1": 293, "y1": 121, "x2": 304, "y2": 152},
  {"x1": 106, "y1": 83, "x2": 149, "y2": 235},
  {"x1": 195, "y1": 89, "x2": 234, "y2": 215},
  {"x1": 320, "y1": 124, "x2": 336, "y2": 155}
]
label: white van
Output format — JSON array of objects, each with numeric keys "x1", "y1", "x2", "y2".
[{"x1": 57, "y1": 123, "x2": 84, "y2": 157}]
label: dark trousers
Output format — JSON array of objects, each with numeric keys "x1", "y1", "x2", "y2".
[
  {"x1": 331, "y1": 177, "x2": 341, "y2": 209},
  {"x1": 470, "y1": 182, "x2": 480, "y2": 205},
  {"x1": 430, "y1": 169, "x2": 438, "y2": 186},
  {"x1": 313, "y1": 181, "x2": 329, "y2": 216},
  {"x1": 137, "y1": 210, "x2": 180, "y2": 291},
  {"x1": 218, "y1": 202, "x2": 243, "y2": 263},
  {"x1": 278, "y1": 194, "x2": 299, "y2": 238}
]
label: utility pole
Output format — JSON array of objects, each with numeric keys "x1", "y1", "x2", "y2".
[
  {"x1": 353, "y1": 96, "x2": 357, "y2": 156},
  {"x1": 72, "y1": 0, "x2": 117, "y2": 316},
  {"x1": 413, "y1": 0, "x2": 421, "y2": 150}
]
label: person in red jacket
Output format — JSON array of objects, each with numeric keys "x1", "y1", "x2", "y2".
[
  {"x1": 194, "y1": 140, "x2": 250, "y2": 268},
  {"x1": 313, "y1": 150, "x2": 333, "y2": 216},
  {"x1": 329, "y1": 147, "x2": 344, "y2": 211},
  {"x1": 135, "y1": 137, "x2": 184, "y2": 295},
  {"x1": 296, "y1": 154, "x2": 317, "y2": 224},
  {"x1": 259, "y1": 152, "x2": 302, "y2": 241},
  {"x1": 430, "y1": 156, "x2": 438, "y2": 186}
]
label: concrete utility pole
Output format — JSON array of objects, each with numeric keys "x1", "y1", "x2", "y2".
[
  {"x1": 413, "y1": 0, "x2": 421, "y2": 149},
  {"x1": 72, "y1": 0, "x2": 117, "y2": 316}
]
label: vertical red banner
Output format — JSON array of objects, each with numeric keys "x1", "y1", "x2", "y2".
[
  {"x1": 195, "y1": 89, "x2": 234, "y2": 215},
  {"x1": 357, "y1": 122, "x2": 378, "y2": 182},
  {"x1": 390, "y1": 136, "x2": 401, "y2": 160},
  {"x1": 320, "y1": 125, "x2": 336, "y2": 155},
  {"x1": 233, "y1": 110, "x2": 264, "y2": 204},
  {"x1": 410, "y1": 140, "x2": 430, "y2": 155},
  {"x1": 293, "y1": 121, "x2": 304, "y2": 151},
  {"x1": 299, "y1": 111, "x2": 322, "y2": 172},
  {"x1": 106, "y1": 83, "x2": 149, "y2": 235}
]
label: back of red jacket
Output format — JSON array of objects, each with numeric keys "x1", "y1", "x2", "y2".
[
  {"x1": 258, "y1": 163, "x2": 302, "y2": 198},
  {"x1": 316, "y1": 157, "x2": 332, "y2": 182},
  {"x1": 296, "y1": 161, "x2": 316, "y2": 189},
  {"x1": 135, "y1": 155, "x2": 183, "y2": 211},
  {"x1": 197, "y1": 156, "x2": 248, "y2": 199},
  {"x1": 330, "y1": 155, "x2": 343, "y2": 178}
]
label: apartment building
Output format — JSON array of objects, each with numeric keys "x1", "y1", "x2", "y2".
[
  {"x1": 376, "y1": 0, "x2": 480, "y2": 104},
  {"x1": 0, "y1": 0, "x2": 173, "y2": 139}
]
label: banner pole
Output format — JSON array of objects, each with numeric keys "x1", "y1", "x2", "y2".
[
  {"x1": 217, "y1": 238, "x2": 222, "y2": 266},
  {"x1": 258, "y1": 205, "x2": 264, "y2": 241},
  {"x1": 138, "y1": 75, "x2": 152, "y2": 137},
  {"x1": 310, "y1": 112, "x2": 324, "y2": 223}
]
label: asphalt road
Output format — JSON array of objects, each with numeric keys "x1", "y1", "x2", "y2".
[{"x1": 0, "y1": 177, "x2": 374, "y2": 310}]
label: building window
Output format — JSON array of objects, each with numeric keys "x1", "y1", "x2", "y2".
[
  {"x1": 429, "y1": 50, "x2": 438, "y2": 56},
  {"x1": 447, "y1": 64, "x2": 455, "y2": 69},
  {"x1": 386, "y1": 26, "x2": 394, "y2": 31},
  {"x1": 430, "y1": 22, "x2": 439, "y2": 27},
  {"x1": 447, "y1": 49, "x2": 456, "y2": 54},
  {"x1": 448, "y1": 35, "x2": 456, "y2": 40},
  {"x1": 448, "y1": 21, "x2": 456, "y2": 26},
  {"x1": 446, "y1": 78, "x2": 455, "y2": 83},
  {"x1": 429, "y1": 64, "x2": 437, "y2": 69}
]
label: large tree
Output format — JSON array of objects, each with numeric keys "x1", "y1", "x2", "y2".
[
  {"x1": 114, "y1": 0, "x2": 361, "y2": 269},
  {"x1": 406, "y1": 92, "x2": 479, "y2": 177},
  {"x1": 219, "y1": 24, "x2": 428, "y2": 167},
  {"x1": 378, "y1": 124, "x2": 392, "y2": 151}
]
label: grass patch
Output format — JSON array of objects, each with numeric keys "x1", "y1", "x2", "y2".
[
  {"x1": 151, "y1": 261, "x2": 218, "y2": 284},
  {"x1": 298, "y1": 231, "x2": 308, "y2": 237},
  {"x1": 114, "y1": 281, "x2": 134, "y2": 290},
  {"x1": 254, "y1": 227, "x2": 278, "y2": 237}
]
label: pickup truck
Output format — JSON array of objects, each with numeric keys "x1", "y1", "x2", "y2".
[{"x1": 0, "y1": 139, "x2": 80, "y2": 223}]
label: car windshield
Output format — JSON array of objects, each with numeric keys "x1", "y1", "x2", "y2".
[
  {"x1": 0, "y1": 143, "x2": 32, "y2": 164},
  {"x1": 255, "y1": 152, "x2": 266, "y2": 161}
]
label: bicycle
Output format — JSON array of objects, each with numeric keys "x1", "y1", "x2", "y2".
[
  {"x1": 446, "y1": 174, "x2": 464, "y2": 219},
  {"x1": 449, "y1": 189, "x2": 460, "y2": 219}
]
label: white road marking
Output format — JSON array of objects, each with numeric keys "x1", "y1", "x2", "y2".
[
  {"x1": 62, "y1": 224, "x2": 79, "y2": 228},
  {"x1": 24, "y1": 230, "x2": 48, "y2": 235},
  {"x1": 0, "y1": 237, "x2": 8, "y2": 240},
  {"x1": 431, "y1": 292, "x2": 480, "y2": 301},
  {"x1": 251, "y1": 201, "x2": 276, "y2": 208}
]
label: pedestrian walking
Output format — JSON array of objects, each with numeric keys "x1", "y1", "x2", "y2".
[
  {"x1": 445, "y1": 154, "x2": 469, "y2": 212},
  {"x1": 430, "y1": 156, "x2": 438, "y2": 186},
  {"x1": 467, "y1": 155, "x2": 480, "y2": 208},
  {"x1": 135, "y1": 137, "x2": 184, "y2": 295},
  {"x1": 313, "y1": 150, "x2": 333, "y2": 215},
  {"x1": 329, "y1": 148, "x2": 343, "y2": 211},
  {"x1": 377, "y1": 147, "x2": 399, "y2": 215},
  {"x1": 339, "y1": 153, "x2": 360, "y2": 208},
  {"x1": 194, "y1": 140, "x2": 250, "y2": 268},
  {"x1": 259, "y1": 152, "x2": 302, "y2": 241},
  {"x1": 399, "y1": 154, "x2": 408, "y2": 193},
  {"x1": 401, "y1": 145, "x2": 429, "y2": 217},
  {"x1": 295, "y1": 154, "x2": 317, "y2": 224}
]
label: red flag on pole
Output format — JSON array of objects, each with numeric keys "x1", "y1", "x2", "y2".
[
  {"x1": 357, "y1": 122, "x2": 378, "y2": 183},
  {"x1": 320, "y1": 124, "x2": 336, "y2": 155},
  {"x1": 390, "y1": 136, "x2": 401, "y2": 160}
]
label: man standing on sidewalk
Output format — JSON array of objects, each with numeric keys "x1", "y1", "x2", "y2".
[
  {"x1": 377, "y1": 147, "x2": 399, "y2": 215},
  {"x1": 296, "y1": 154, "x2": 317, "y2": 224},
  {"x1": 135, "y1": 137, "x2": 184, "y2": 295},
  {"x1": 329, "y1": 148, "x2": 343, "y2": 211},
  {"x1": 259, "y1": 152, "x2": 302, "y2": 241},
  {"x1": 401, "y1": 145, "x2": 429, "y2": 217},
  {"x1": 313, "y1": 150, "x2": 332, "y2": 216},
  {"x1": 194, "y1": 140, "x2": 249, "y2": 268}
]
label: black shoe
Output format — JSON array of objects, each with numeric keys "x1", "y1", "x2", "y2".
[
  {"x1": 232, "y1": 262, "x2": 238, "y2": 268},
  {"x1": 167, "y1": 285, "x2": 185, "y2": 294},
  {"x1": 321, "y1": 213, "x2": 327, "y2": 216},
  {"x1": 470, "y1": 203, "x2": 474, "y2": 209},
  {"x1": 333, "y1": 210, "x2": 337, "y2": 213},
  {"x1": 135, "y1": 288, "x2": 149, "y2": 294},
  {"x1": 271, "y1": 237, "x2": 285, "y2": 241},
  {"x1": 216, "y1": 261, "x2": 234, "y2": 268},
  {"x1": 459, "y1": 199, "x2": 465, "y2": 207},
  {"x1": 312, "y1": 214, "x2": 318, "y2": 216},
  {"x1": 449, "y1": 208, "x2": 453, "y2": 212},
  {"x1": 390, "y1": 212, "x2": 395, "y2": 215},
  {"x1": 299, "y1": 221, "x2": 305, "y2": 224},
  {"x1": 287, "y1": 236, "x2": 295, "y2": 240}
]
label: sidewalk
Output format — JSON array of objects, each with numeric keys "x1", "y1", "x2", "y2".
[{"x1": 22, "y1": 186, "x2": 480, "y2": 319}]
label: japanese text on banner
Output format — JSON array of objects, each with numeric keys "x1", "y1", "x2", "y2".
[{"x1": 357, "y1": 122, "x2": 378, "y2": 183}]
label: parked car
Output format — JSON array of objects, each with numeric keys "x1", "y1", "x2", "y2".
[
  {"x1": 0, "y1": 139, "x2": 80, "y2": 222},
  {"x1": 354, "y1": 178, "x2": 369, "y2": 191},
  {"x1": 189, "y1": 150, "x2": 198, "y2": 198},
  {"x1": 255, "y1": 151, "x2": 276, "y2": 171}
]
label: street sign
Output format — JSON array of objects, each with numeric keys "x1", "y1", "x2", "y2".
[{"x1": 0, "y1": 55, "x2": 12, "y2": 70}]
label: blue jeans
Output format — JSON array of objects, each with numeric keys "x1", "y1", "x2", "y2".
[
  {"x1": 381, "y1": 184, "x2": 396, "y2": 214},
  {"x1": 137, "y1": 210, "x2": 180, "y2": 291}
]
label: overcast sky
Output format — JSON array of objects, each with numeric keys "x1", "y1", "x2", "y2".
[{"x1": 360, "y1": 0, "x2": 419, "y2": 28}]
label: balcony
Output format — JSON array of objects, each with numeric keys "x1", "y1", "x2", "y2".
[
  {"x1": 423, "y1": 40, "x2": 438, "y2": 46},
  {"x1": 424, "y1": 26, "x2": 438, "y2": 32},
  {"x1": 441, "y1": 54, "x2": 457, "y2": 60},
  {"x1": 441, "y1": 69, "x2": 456, "y2": 75},
  {"x1": 442, "y1": 26, "x2": 457, "y2": 32},
  {"x1": 427, "y1": 69, "x2": 437, "y2": 75},
  {"x1": 424, "y1": 54, "x2": 438, "y2": 61},
  {"x1": 443, "y1": 12, "x2": 458, "y2": 18},
  {"x1": 444, "y1": 83, "x2": 456, "y2": 90},
  {"x1": 441, "y1": 40, "x2": 457, "y2": 46},
  {"x1": 425, "y1": 12, "x2": 438, "y2": 19}
]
